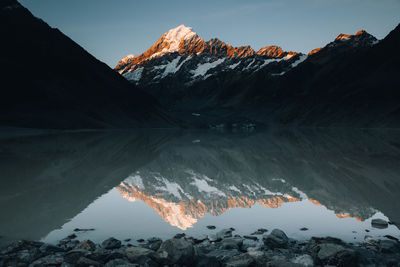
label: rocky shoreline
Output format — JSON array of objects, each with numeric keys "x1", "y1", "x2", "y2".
[{"x1": 1, "y1": 227, "x2": 400, "y2": 267}]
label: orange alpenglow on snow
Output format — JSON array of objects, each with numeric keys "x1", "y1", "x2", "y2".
[{"x1": 116, "y1": 182, "x2": 300, "y2": 230}]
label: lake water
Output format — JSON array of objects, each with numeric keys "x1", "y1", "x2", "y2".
[{"x1": 1, "y1": 128, "x2": 400, "y2": 247}]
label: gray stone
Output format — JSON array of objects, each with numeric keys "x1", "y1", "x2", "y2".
[
  {"x1": 207, "y1": 225, "x2": 216, "y2": 230},
  {"x1": 125, "y1": 247, "x2": 158, "y2": 263},
  {"x1": 30, "y1": 255, "x2": 64, "y2": 266},
  {"x1": 225, "y1": 253, "x2": 255, "y2": 267},
  {"x1": 380, "y1": 240, "x2": 399, "y2": 253},
  {"x1": 251, "y1": 228, "x2": 268, "y2": 235},
  {"x1": 263, "y1": 229, "x2": 289, "y2": 248},
  {"x1": 76, "y1": 256, "x2": 101, "y2": 267},
  {"x1": 75, "y1": 240, "x2": 97, "y2": 251},
  {"x1": 317, "y1": 243, "x2": 345, "y2": 260},
  {"x1": 242, "y1": 239, "x2": 261, "y2": 251},
  {"x1": 216, "y1": 228, "x2": 233, "y2": 239},
  {"x1": 195, "y1": 256, "x2": 221, "y2": 267},
  {"x1": 40, "y1": 243, "x2": 65, "y2": 253},
  {"x1": 208, "y1": 234, "x2": 219, "y2": 242},
  {"x1": 17, "y1": 248, "x2": 41, "y2": 263},
  {"x1": 64, "y1": 249, "x2": 89, "y2": 264},
  {"x1": 243, "y1": 235, "x2": 258, "y2": 241},
  {"x1": 206, "y1": 249, "x2": 240, "y2": 262},
  {"x1": 157, "y1": 238, "x2": 195, "y2": 264},
  {"x1": 291, "y1": 254, "x2": 314, "y2": 266},
  {"x1": 102, "y1": 238, "x2": 122, "y2": 249},
  {"x1": 105, "y1": 258, "x2": 139, "y2": 267},
  {"x1": 371, "y1": 218, "x2": 389, "y2": 229},
  {"x1": 221, "y1": 238, "x2": 243, "y2": 250}
]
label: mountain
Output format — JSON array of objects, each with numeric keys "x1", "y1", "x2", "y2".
[
  {"x1": 115, "y1": 25, "x2": 303, "y2": 114},
  {"x1": 0, "y1": 0, "x2": 174, "y2": 129},
  {"x1": 255, "y1": 25, "x2": 400, "y2": 127},
  {"x1": 116, "y1": 24, "x2": 400, "y2": 128}
]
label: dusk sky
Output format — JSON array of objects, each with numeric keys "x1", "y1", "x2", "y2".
[{"x1": 19, "y1": 0, "x2": 400, "y2": 67}]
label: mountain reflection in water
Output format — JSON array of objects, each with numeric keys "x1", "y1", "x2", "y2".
[{"x1": 1, "y1": 128, "x2": 400, "y2": 245}]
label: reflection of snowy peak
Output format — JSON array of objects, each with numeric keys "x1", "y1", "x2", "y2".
[
  {"x1": 112, "y1": 129, "x2": 400, "y2": 230},
  {"x1": 116, "y1": 171, "x2": 300, "y2": 230}
]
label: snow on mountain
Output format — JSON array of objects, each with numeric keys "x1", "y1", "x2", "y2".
[{"x1": 114, "y1": 25, "x2": 303, "y2": 85}]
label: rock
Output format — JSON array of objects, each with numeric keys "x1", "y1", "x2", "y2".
[
  {"x1": 291, "y1": 254, "x2": 313, "y2": 266},
  {"x1": 225, "y1": 253, "x2": 255, "y2": 267},
  {"x1": 207, "y1": 225, "x2": 216, "y2": 230},
  {"x1": 124, "y1": 239, "x2": 131, "y2": 242},
  {"x1": 195, "y1": 256, "x2": 221, "y2": 267},
  {"x1": 75, "y1": 240, "x2": 97, "y2": 251},
  {"x1": 243, "y1": 235, "x2": 258, "y2": 241},
  {"x1": 105, "y1": 258, "x2": 138, "y2": 267},
  {"x1": 206, "y1": 249, "x2": 240, "y2": 262},
  {"x1": 317, "y1": 243, "x2": 345, "y2": 260},
  {"x1": 30, "y1": 255, "x2": 64, "y2": 266},
  {"x1": 39, "y1": 243, "x2": 65, "y2": 253},
  {"x1": 102, "y1": 238, "x2": 122, "y2": 249},
  {"x1": 76, "y1": 256, "x2": 101, "y2": 267},
  {"x1": 263, "y1": 229, "x2": 289, "y2": 248},
  {"x1": 68, "y1": 234, "x2": 77, "y2": 239},
  {"x1": 105, "y1": 258, "x2": 139, "y2": 267},
  {"x1": 88, "y1": 248, "x2": 124, "y2": 263},
  {"x1": 136, "y1": 239, "x2": 145, "y2": 243},
  {"x1": 140, "y1": 238, "x2": 162, "y2": 251},
  {"x1": 16, "y1": 248, "x2": 41, "y2": 263},
  {"x1": 384, "y1": 235, "x2": 399, "y2": 242},
  {"x1": 267, "y1": 259, "x2": 303, "y2": 267},
  {"x1": 300, "y1": 227, "x2": 308, "y2": 231},
  {"x1": 221, "y1": 238, "x2": 243, "y2": 250},
  {"x1": 125, "y1": 247, "x2": 159, "y2": 262},
  {"x1": 371, "y1": 218, "x2": 389, "y2": 229},
  {"x1": 64, "y1": 249, "x2": 89, "y2": 264},
  {"x1": 326, "y1": 249, "x2": 358, "y2": 266},
  {"x1": 242, "y1": 239, "x2": 261, "y2": 251},
  {"x1": 208, "y1": 233, "x2": 220, "y2": 242},
  {"x1": 74, "y1": 228, "x2": 95, "y2": 232},
  {"x1": 174, "y1": 233, "x2": 186, "y2": 239},
  {"x1": 216, "y1": 228, "x2": 233, "y2": 239},
  {"x1": 380, "y1": 240, "x2": 399, "y2": 253},
  {"x1": 251, "y1": 228, "x2": 268, "y2": 235},
  {"x1": 157, "y1": 238, "x2": 195, "y2": 265}
]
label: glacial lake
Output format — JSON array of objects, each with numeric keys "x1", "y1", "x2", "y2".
[{"x1": 1, "y1": 128, "x2": 400, "y2": 247}]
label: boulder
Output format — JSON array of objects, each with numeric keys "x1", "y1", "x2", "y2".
[
  {"x1": 64, "y1": 249, "x2": 89, "y2": 264},
  {"x1": 125, "y1": 247, "x2": 158, "y2": 262},
  {"x1": 371, "y1": 218, "x2": 389, "y2": 229},
  {"x1": 75, "y1": 240, "x2": 97, "y2": 251},
  {"x1": 225, "y1": 253, "x2": 255, "y2": 267},
  {"x1": 102, "y1": 238, "x2": 122, "y2": 249},
  {"x1": 105, "y1": 258, "x2": 139, "y2": 267},
  {"x1": 216, "y1": 228, "x2": 233, "y2": 239},
  {"x1": 263, "y1": 229, "x2": 289, "y2": 248},
  {"x1": 76, "y1": 256, "x2": 101, "y2": 267},
  {"x1": 157, "y1": 238, "x2": 195, "y2": 265},
  {"x1": 291, "y1": 254, "x2": 313, "y2": 266},
  {"x1": 206, "y1": 249, "x2": 240, "y2": 262}
]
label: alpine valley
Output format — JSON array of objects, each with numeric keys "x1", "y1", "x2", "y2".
[{"x1": 116, "y1": 24, "x2": 400, "y2": 128}]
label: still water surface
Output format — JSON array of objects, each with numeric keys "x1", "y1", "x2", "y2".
[{"x1": 1, "y1": 128, "x2": 399, "y2": 246}]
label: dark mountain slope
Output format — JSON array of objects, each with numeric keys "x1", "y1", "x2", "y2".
[
  {"x1": 0, "y1": 0, "x2": 174, "y2": 129},
  {"x1": 253, "y1": 25, "x2": 400, "y2": 127}
]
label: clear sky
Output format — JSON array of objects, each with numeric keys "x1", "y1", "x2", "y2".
[{"x1": 19, "y1": 0, "x2": 400, "y2": 67}]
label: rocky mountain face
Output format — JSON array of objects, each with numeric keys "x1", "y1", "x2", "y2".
[
  {"x1": 0, "y1": 0, "x2": 174, "y2": 129},
  {"x1": 116, "y1": 24, "x2": 400, "y2": 128},
  {"x1": 115, "y1": 25, "x2": 303, "y2": 112}
]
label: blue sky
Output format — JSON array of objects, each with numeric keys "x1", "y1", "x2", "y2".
[{"x1": 20, "y1": 0, "x2": 400, "y2": 67}]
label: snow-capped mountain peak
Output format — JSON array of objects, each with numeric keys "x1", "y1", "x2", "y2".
[{"x1": 163, "y1": 24, "x2": 197, "y2": 47}]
